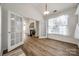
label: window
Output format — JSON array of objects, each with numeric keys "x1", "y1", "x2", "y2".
[{"x1": 48, "y1": 15, "x2": 68, "y2": 36}]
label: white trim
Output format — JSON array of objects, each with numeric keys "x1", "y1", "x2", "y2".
[
  {"x1": 0, "y1": 50, "x2": 2, "y2": 56},
  {"x1": 46, "y1": 19, "x2": 48, "y2": 38},
  {"x1": 76, "y1": 39, "x2": 79, "y2": 48},
  {"x1": 8, "y1": 42, "x2": 23, "y2": 51},
  {"x1": 39, "y1": 36, "x2": 47, "y2": 38},
  {"x1": 75, "y1": 5, "x2": 79, "y2": 15},
  {"x1": 78, "y1": 44, "x2": 79, "y2": 48}
]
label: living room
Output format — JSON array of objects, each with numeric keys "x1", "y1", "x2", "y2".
[{"x1": 0, "y1": 3, "x2": 79, "y2": 56}]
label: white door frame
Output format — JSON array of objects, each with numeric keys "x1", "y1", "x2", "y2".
[{"x1": 8, "y1": 11, "x2": 24, "y2": 51}]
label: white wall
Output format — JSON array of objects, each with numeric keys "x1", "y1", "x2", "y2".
[
  {"x1": 39, "y1": 19, "x2": 46, "y2": 38},
  {"x1": 1, "y1": 3, "x2": 45, "y2": 51},
  {"x1": 46, "y1": 7, "x2": 78, "y2": 44},
  {"x1": 23, "y1": 17, "x2": 30, "y2": 35},
  {"x1": 1, "y1": 3, "x2": 45, "y2": 38},
  {"x1": 24, "y1": 17, "x2": 35, "y2": 35},
  {"x1": 0, "y1": 5, "x2": 2, "y2": 55},
  {"x1": 1, "y1": 4, "x2": 44, "y2": 21},
  {"x1": 24, "y1": 17, "x2": 41, "y2": 37},
  {"x1": 35, "y1": 21, "x2": 39, "y2": 37},
  {"x1": 75, "y1": 5, "x2": 79, "y2": 47}
]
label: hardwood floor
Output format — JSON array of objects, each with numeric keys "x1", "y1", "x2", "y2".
[
  {"x1": 22, "y1": 37, "x2": 79, "y2": 56},
  {"x1": 3, "y1": 48, "x2": 26, "y2": 56}
]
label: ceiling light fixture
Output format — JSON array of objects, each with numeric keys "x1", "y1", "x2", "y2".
[{"x1": 44, "y1": 3, "x2": 49, "y2": 15}]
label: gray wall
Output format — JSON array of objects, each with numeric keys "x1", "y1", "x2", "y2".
[
  {"x1": 0, "y1": 5, "x2": 2, "y2": 55},
  {"x1": 1, "y1": 6, "x2": 8, "y2": 51},
  {"x1": 46, "y1": 7, "x2": 78, "y2": 44}
]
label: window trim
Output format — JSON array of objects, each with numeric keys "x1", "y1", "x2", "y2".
[{"x1": 47, "y1": 15, "x2": 69, "y2": 36}]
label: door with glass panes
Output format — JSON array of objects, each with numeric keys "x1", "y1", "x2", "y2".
[{"x1": 8, "y1": 11, "x2": 23, "y2": 51}]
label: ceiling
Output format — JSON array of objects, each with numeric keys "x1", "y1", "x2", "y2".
[
  {"x1": 31, "y1": 3, "x2": 78, "y2": 15},
  {"x1": 2, "y1": 3, "x2": 78, "y2": 16}
]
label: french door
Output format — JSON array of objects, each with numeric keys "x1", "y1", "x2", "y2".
[{"x1": 8, "y1": 11, "x2": 23, "y2": 51}]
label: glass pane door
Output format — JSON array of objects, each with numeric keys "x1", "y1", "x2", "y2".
[
  {"x1": 10, "y1": 14, "x2": 16, "y2": 46},
  {"x1": 8, "y1": 11, "x2": 23, "y2": 51},
  {"x1": 15, "y1": 15, "x2": 22, "y2": 44}
]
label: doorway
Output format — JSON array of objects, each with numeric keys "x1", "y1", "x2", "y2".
[{"x1": 35, "y1": 21, "x2": 39, "y2": 37}]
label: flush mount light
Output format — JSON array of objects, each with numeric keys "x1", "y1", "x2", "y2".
[
  {"x1": 44, "y1": 11, "x2": 49, "y2": 15},
  {"x1": 43, "y1": 3, "x2": 50, "y2": 15}
]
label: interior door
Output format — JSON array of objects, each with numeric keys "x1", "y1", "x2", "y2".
[{"x1": 8, "y1": 11, "x2": 23, "y2": 51}]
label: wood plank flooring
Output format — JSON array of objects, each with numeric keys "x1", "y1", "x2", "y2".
[
  {"x1": 22, "y1": 37, "x2": 79, "y2": 56},
  {"x1": 3, "y1": 48, "x2": 26, "y2": 56}
]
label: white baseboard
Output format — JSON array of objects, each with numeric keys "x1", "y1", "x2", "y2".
[
  {"x1": 39, "y1": 36, "x2": 47, "y2": 38},
  {"x1": 75, "y1": 39, "x2": 79, "y2": 48},
  {"x1": 77, "y1": 42, "x2": 79, "y2": 48},
  {"x1": 77, "y1": 43, "x2": 79, "y2": 48}
]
